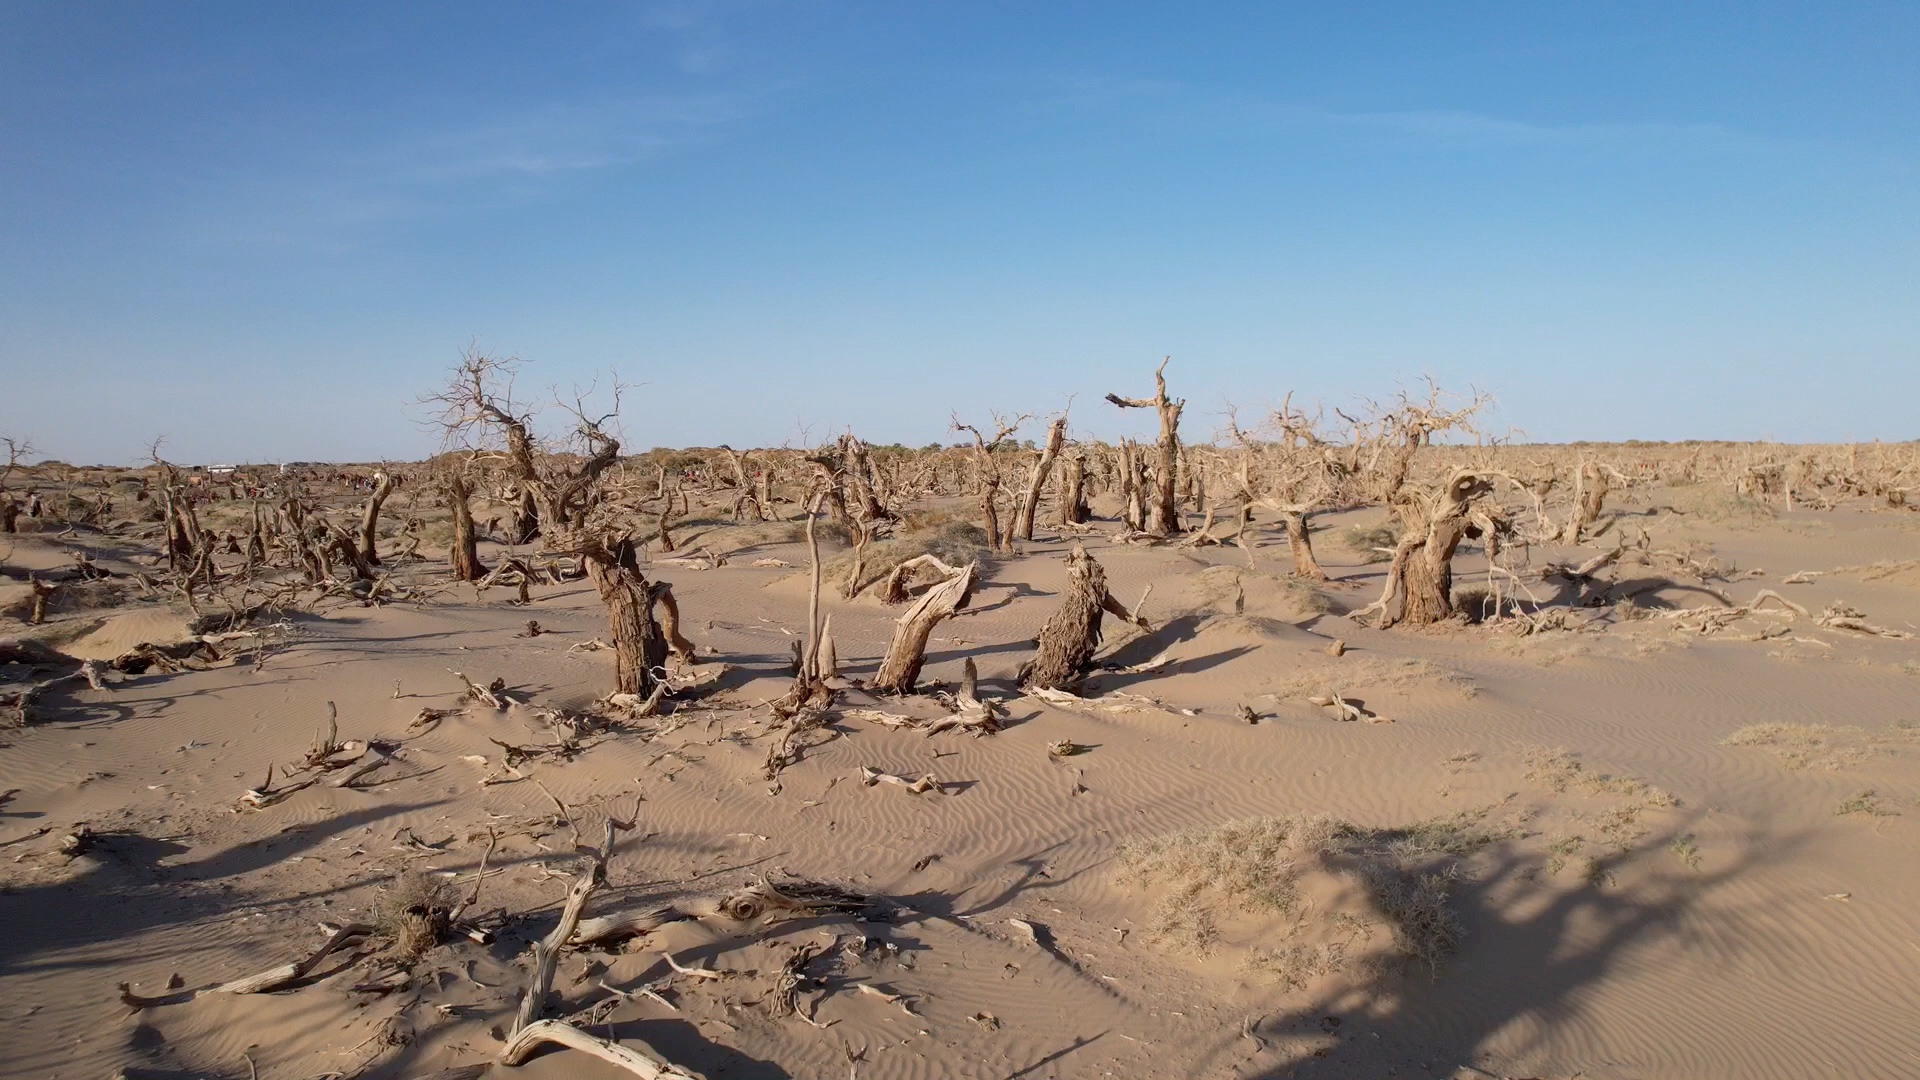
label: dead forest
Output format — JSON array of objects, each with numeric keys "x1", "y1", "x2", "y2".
[{"x1": 3, "y1": 358, "x2": 1919, "y2": 1080}]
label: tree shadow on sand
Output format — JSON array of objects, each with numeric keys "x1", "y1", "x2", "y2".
[{"x1": 1194, "y1": 817, "x2": 1809, "y2": 1079}]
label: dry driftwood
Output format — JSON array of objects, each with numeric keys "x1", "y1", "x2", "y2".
[
  {"x1": 1025, "y1": 686, "x2": 1166, "y2": 714},
  {"x1": 453, "y1": 671, "x2": 507, "y2": 708},
  {"x1": 1307, "y1": 690, "x2": 1390, "y2": 724},
  {"x1": 237, "y1": 762, "x2": 320, "y2": 810},
  {"x1": 508, "y1": 809, "x2": 637, "y2": 1040},
  {"x1": 1816, "y1": 602, "x2": 1912, "y2": 639},
  {"x1": 499, "y1": 1020, "x2": 702, "y2": 1078},
  {"x1": 213, "y1": 922, "x2": 374, "y2": 994},
  {"x1": 767, "y1": 942, "x2": 825, "y2": 1021},
  {"x1": 569, "y1": 904, "x2": 695, "y2": 947},
  {"x1": 711, "y1": 877, "x2": 869, "y2": 923},
  {"x1": 861, "y1": 765, "x2": 941, "y2": 794},
  {"x1": 876, "y1": 552, "x2": 962, "y2": 605},
  {"x1": 924, "y1": 656, "x2": 999, "y2": 734}
]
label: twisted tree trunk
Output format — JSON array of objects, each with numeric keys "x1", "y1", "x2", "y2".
[
  {"x1": 1356, "y1": 472, "x2": 1494, "y2": 628},
  {"x1": 1057, "y1": 451, "x2": 1090, "y2": 525},
  {"x1": 445, "y1": 475, "x2": 485, "y2": 582},
  {"x1": 1281, "y1": 510, "x2": 1328, "y2": 581},
  {"x1": 871, "y1": 561, "x2": 976, "y2": 694},
  {"x1": 1023, "y1": 544, "x2": 1148, "y2": 691},
  {"x1": 1011, "y1": 416, "x2": 1068, "y2": 541},
  {"x1": 585, "y1": 546, "x2": 669, "y2": 697}
]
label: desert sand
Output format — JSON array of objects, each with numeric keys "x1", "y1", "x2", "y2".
[{"x1": 3, "y1": 378, "x2": 1919, "y2": 1080}]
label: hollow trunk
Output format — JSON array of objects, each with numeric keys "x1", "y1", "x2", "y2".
[
  {"x1": 649, "y1": 579, "x2": 698, "y2": 665},
  {"x1": 1367, "y1": 473, "x2": 1490, "y2": 628},
  {"x1": 1106, "y1": 359, "x2": 1184, "y2": 536},
  {"x1": 842, "y1": 518, "x2": 869, "y2": 600},
  {"x1": 509, "y1": 486, "x2": 541, "y2": 545},
  {"x1": 246, "y1": 502, "x2": 267, "y2": 569},
  {"x1": 840, "y1": 434, "x2": 890, "y2": 522},
  {"x1": 359, "y1": 472, "x2": 394, "y2": 565},
  {"x1": 1119, "y1": 441, "x2": 1145, "y2": 530},
  {"x1": 446, "y1": 476, "x2": 485, "y2": 582},
  {"x1": 330, "y1": 525, "x2": 375, "y2": 582},
  {"x1": 1058, "y1": 453, "x2": 1090, "y2": 525},
  {"x1": 1011, "y1": 417, "x2": 1067, "y2": 541},
  {"x1": 722, "y1": 447, "x2": 766, "y2": 522},
  {"x1": 1395, "y1": 524, "x2": 1465, "y2": 626},
  {"x1": 871, "y1": 561, "x2": 977, "y2": 694},
  {"x1": 980, "y1": 478, "x2": 1003, "y2": 553}
]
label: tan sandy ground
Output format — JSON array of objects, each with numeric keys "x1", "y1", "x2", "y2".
[{"x1": 3, "y1": 504, "x2": 1920, "y2": 1080}]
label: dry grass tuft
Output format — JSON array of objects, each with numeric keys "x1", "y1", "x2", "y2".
[
  {"x1": 1523, "y1": 747, "x2": 1677, "y2": 808},
  {"x1": 1118, "y1": 808, "x2": 1507, "y2": 984},
  {"x1": 1337, "y1": 521, "x2": 1400, "y2": 563},
  {"x1": 1723, "y1": 723, "x2": 1873, "y2": 771},
  {"x1": 1669, "y1": 833, "x2": 1702, "y2": 871},
  {"x1": 829, "y1": 518, "x2": 990, "y2": 591},
  {"x1": 373, "y1": 871, "x2": 456, "y2": 961},
  {"x1": 1834, "y1": 790, "x2": 1896, "y2": 817}
]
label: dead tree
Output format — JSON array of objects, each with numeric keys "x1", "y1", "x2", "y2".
[
  {"x1": 1010, "y1": 415, "x2": 1068, "y2": 542},
  {"x1": 719, "y1": 445, "x2": 767, "y2": 521},
  {"x1": 358, "y1": 470, "x2": 394, "y2": 565},
  {"x1": 1022, "y1": 543, "x2": 1149, "y2": 691},
  {"x1": 1057, "y1": 448, "x2": 1091, "y2": 525},
  {"x1": 1352, "y1": 471, "x2": 1503, "y2": 627},
  {"x1": 442, "y1": 467, "x2": 486, "y2": 582},
  {"x1": 871, "y1": 560, "x2": 976, "y2": 694},
  {"x1": 1105, "y1": 358, "x2": 1184, "y2": 536},
  {"x1": 838, "y1": 433, "x2": 891, "y2": 522},
  {"x1": 953, "y1": 412, "x2": 1028, "y2": 552},
  {"x1": 507, "y1": 481, "x2": 541, "y2": 544},
  {"x1": 1559, "y1": 459, "x2": 1627, "y2": 544},
  {"x1": 1228, "y1": 406, "x2": 1333, "y2": 580},
  {"x1": 425, "y1": 351, "x2": 697, "y2": 697},
  {"x1": 0, "y1": 437, "x2": 29, "y2": 535}
]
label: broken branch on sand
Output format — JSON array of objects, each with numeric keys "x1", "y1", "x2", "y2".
[{"x1": 212, "y1": 922, "x2": 374, "y2": 994}]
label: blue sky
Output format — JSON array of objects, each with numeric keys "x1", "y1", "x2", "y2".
[{"x1": 2, "y1": 2, "x2": 1916, "y2": 463}]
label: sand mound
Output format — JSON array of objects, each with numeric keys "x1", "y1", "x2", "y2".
[{"x1": 60, "y1": 608, "x2": 197, "y2": 660}]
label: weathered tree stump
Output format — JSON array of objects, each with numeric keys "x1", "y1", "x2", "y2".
[{"x1": 1023, "y1": 543, "x2": 1149, "y2": 691}]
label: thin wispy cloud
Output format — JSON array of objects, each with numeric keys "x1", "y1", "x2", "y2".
[
  {"x1": 1024, "y1": 74, "x2": 1790, "y2": 156},
  {"x1": 187, "y1": 92, "x2": 753, "y2": 249}
]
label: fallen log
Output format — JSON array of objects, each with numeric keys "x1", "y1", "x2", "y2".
[
  {"x1": 508, "y1": 810, "x2": 635, "y2": 1038},
  {"x1": 499, "y1": 1019, "x2": 701, "y2": 1078}
]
